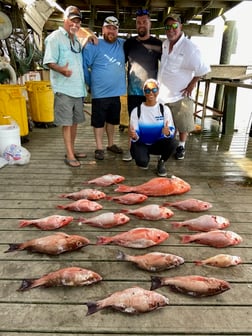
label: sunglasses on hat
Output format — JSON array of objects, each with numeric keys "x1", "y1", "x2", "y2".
[{"x1": 136, "y1": 9, "x2": 149, "y2": 16}]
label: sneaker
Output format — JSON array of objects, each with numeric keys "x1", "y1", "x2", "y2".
[
  {"x1": 122, "y1": 150, "x2": 132, "y2": 162},
  {"x1": 138, "y1": 165, "x2": 148, "y2": 170},
  {"x1": 157, "y1": 159, "x2": 167, "y2": 177},
  {"x1": 175, "y1": 146, "x2": 185, "y2": 160}
]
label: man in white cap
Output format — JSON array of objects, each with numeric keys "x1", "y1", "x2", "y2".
[
  {"x1": 83, "y1": 16, "x2": 126, "y2": 160},
  {"x1": 158, "y1": 14, "x2": 210, "y2": 160},
  {"x1": 43, "y1": 6, "x2": 87, "y2": 167}
]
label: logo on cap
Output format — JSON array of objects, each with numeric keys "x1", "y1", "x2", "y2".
[{"x1": 103, "y1": 16, "x2": 119, "y2": 28}]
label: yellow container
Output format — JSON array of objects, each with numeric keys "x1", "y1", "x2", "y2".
[
  {"x1": 26, "y1": 81, "x2": 54, "y2": 123},
  {"x1": 0, "y1": 85, "x2": 29, "y2": 136},
  {"x1": 120, "y1": 95, "x2": 129, "y2": 131}
]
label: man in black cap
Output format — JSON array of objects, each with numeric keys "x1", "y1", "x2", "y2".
[
  {"x1": 158, "y1": 14, "x2": 210, "y2": 160},
  {"x1": 43, "y1": 6, "x2": 88, "y2": 167},
  {"x1": 122, "y1": 8, "x2": 162, "y2": 162}
]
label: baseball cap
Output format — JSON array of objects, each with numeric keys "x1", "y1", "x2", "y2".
[
  {"x1": 103, "y1": 16, "x2": 119, "y2": 29},
  {"x1": 64, "y1": 6, "x2": 82, "y2": 21},
  {"x1": 164, "y1": 14, "x2": 181, "y2": 25},
  {"x1": 143, "y1": 78, "x2": 160, "y2": 90}
]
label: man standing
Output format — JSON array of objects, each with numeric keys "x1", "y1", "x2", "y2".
[
  {"x1": 122, "y1": 9, "x2": 162, "y2": 161},
  {"x1": 83, "y1": 16, "x2": 126, "y2": 160},
  {"x1": 43, "y1": 6, "x2": 87, "y2": 167},
  {"x1": 158, "y1": 14, "x2": 210, "y2": 160}
]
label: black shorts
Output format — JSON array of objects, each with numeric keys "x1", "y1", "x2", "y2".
[
  {"x1": 91, "y1": 97, "x2": 121, "y2": 127},
  {"x1": 127, "y1": 95, "x2": 146, "y2": 116}
]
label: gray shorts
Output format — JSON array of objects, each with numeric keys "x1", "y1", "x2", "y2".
[
  {"x1": 54, "y1": 93, "x2": 85, "y2": 126},
  {"x1": 167, "y1": 97, "x2": 194, "y2": 133}
]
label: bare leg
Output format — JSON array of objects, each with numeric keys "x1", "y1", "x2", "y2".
[
  {"x1": 63, "y1": 124, "x2": 80, "y2": 167},
  {"x1": 94, "y1": 127, "x2": 104, "y2": 150},
  {"x1": 105, "y1": 122, "x2": 115, "y2": 147}
]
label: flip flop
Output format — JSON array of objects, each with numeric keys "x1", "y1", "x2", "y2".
[
  {"x1": 107, "y1": 144, "x2": 123, "y2": 154},
  {"x1": 65, "y1": 153, "x2": 87, "y2": 159},
  {"x1": 64, "y1": 158, "x2": 81, "y2": 167}
]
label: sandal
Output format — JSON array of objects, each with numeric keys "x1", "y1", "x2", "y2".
[
  {"x1": 106, "y1": 144, "x2": 123, "y2": 154},
  {"x1": 64, "y1": 158, "x2": 81, "y2": 167},
  {"x1": 65, "y1": 153, "x2": 87, "y2": 159},
  {"x1": 94, "y1": 149, "x2": 104, "y2": 160}
]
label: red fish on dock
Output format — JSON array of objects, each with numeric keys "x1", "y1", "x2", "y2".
[
  {"x1": 194, "y1": 254, "x2": 242, "y2": 267},
  {"x1": 19, "y1": 215, "x2": 74, "y2": 230},
  {"x1": 163, "y1": 198, "x2": 212, "y2": 212},
  {"x1": 17, "y1": 267, "x2": 102, "y2": 291},
  {"x1": 105, "y1": 193, "x2": 148, "y2": 205},
  {"x1": 84, "y1": 286, "x2": 169, "y2": 315},
  {"x1": 114, "y1": 176, "x2": 191, "y2": 196},
  {"x1": 4, "y1": 232, "x2": 90, "y2": 255},
  {"x1": 96, "y1": 227, "x2": 169, "y2": 248},
  {"x1": 59, "y1": 188, "x2": 106, "y2": 201},
  {"x1": 56, "y1": 199, "x2": 102, "y2": 212},
  {"x1": 121, "y1": 204, "x2": 174, "y2": 220},
  {"x1": 180, "y1": 230, "x2": 243, "y2": 248},
  {"x1": 85, "y1": 174, "x2": 125, "y2": 187},
  {"x1": 171, "y1": 214, "x2": 230, "y2": 231},
  {"x1": 78, "y1": 212, "x2": 130, "y2": 228},
  {"x1": 150, "y1": 275, "x2": 231, "y2": 297}
]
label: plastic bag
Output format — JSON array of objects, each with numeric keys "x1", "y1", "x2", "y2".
[{"x1": 3, "y1": 144, "x2": 31, "y2": 165}]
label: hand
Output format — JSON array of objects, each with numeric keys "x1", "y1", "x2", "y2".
[
  {"x1": 162, "y1": 121, "x2": 170, "y2": 136},
  {"x1": 129, "y1": 125, "x2": 138, "y2": 140},
  {"x1": 61, "y1": 63, "x2": 72, "y2": 77}
]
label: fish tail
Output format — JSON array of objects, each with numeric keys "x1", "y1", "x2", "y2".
[
  {"x1": 4, "y1": 243, "x2": 21, "y2": 253},
  {"x1": 150, "y1": 276, "x2": 162, "y2": 290},
  {"x1": 116, "y1": 250, "x2": 126, "y2": 260},
  {"x1": 162, "y1": 202, "x2": 171, "y2": 207},
  {"x1": 56, "y1": 205, "x2": 65, "y2": 209},
  {"x1": 114, "y1": 185, "x2": 132, "y2": 192},
  {"x1": 120, "y1": 208, "x2": 129, "y2": 214},
  {"x1": 84, "y1": 301, "x2": 100, "y2": 315},
  {"x1": 171, "y1": 222, "x2": 182, "y2": 229},
  {"x1": 58, "y1": 193, "x2": 67, "y2": 198},
  {"x1": 18, "y1": 220, "x2": 30, "y2": 228},
  {"x1": 17, "y1": 279, "x2": 36, "y2": 291},
  {"x1": 105, "y1": 196, "x2": 113, "y2": 201},
  {"x1": 180, "y1": 235, "x2": 192, "y2": 243},
  {"x1": 194, "y1": 260, "x2": 203, "y2": 266},
  {"x1": 96, "y1": 236, "x2": 110, "y2": 245}
]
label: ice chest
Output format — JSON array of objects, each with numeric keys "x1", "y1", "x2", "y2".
[
  {"x1": 26, "y1": 81, "x2": 54, "y2": 123},
  {"x1": 0, "y1": 85, "x2": 29, "y2": 136}
]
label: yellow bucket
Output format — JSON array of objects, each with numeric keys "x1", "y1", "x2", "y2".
[{"x1": 26, "y1": 81, "x2": 54, "y2": 123}]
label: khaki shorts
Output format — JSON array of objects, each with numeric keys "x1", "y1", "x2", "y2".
[{"x1": 167, "y1": 97, "x2": 194, "y2": 133}]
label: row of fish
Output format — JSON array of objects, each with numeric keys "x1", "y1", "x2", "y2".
[{"x1": 9, "y1": 174, "x2": 243, "y2": 316}]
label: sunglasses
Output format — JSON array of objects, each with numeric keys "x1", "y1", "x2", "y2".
[
  {"x1": 165, "y1": 23, "x2": 179, "y2": 30},
  {"x1": 70, "y1": 39, "x2": 82, "y2": 53},
  {"x1": 136, "y1": 9, "x2": 149, "y2": 16},
  {"x1": 144, "y1": 87, "x2": 158, "y2": 94}
]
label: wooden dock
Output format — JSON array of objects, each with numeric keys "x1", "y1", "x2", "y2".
[{"x1": 0, "y1": 108, "x2": 252, "y2": 335}]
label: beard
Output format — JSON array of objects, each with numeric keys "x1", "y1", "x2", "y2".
[
  {"x1": 137, "y1": 27, "x2": 148, "y2": 38},
  {"x1": 103, "y1": 33, "x2": 117, "y2": 43}
]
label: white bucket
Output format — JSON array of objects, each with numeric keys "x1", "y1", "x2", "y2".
[{"x1": 0, "y1": 124, "x2": 21, "y2": 156}]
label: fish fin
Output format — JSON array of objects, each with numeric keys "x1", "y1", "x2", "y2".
[
  {"x1": 171, "y1": 222, "x2": 182, "y2": 229},
  {"x1": 114, "y1": 184, "x2": 131, "y2": 193},
  {"x1": 4, "y1": 243, "x2": 21, "y2": 253},
  {"x1": 150, "y1": 276, "x2": 162, "y2": 290},
  {"x1": 105, "y1": 196, "x2": 113, "y2": 201},
  {"x1": 17, "y1": 279, "x2": 36, "y2": 291},
  {"x1": 84, "y1": 301, "x2": 100, "y2": 315},
  {"x1": 180, "y1": 235, "x2": 192, "y2": 243},
  {"x1": 116, "y1": 250, "x2": 126, "y2": 260},
  {"x1": 56, "y1": 205, "x2": 65, "y2": 209},
  {"x1": 18, "y1": 220, "x2": 30, "y2": 228},
  {"x1": 194, "y1": 260, "x2": 203, "y2": 266}
]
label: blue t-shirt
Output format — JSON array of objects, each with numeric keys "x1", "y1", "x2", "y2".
[{"x1": 82, "y1": 38, "x2": 126, "y2": 98}]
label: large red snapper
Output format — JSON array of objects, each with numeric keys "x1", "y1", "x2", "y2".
[
  {"x1": 59, "y1": 188, "x2": 106, "y2": 201},
  {"x1": 163, "y1": 198, "x2": 212, "y2": 212},
  {"x1": 85, "y1": 174, "x2": 125, "y2": 187},
  {"x1": 4, "y1": 232, "x2": 90, "y2": 255},
  {"x1": 96, "y1": 227, "x2": 169, "y2": 248},
  {"x1": 84, "y1": 286, "x2": 169, "y2": 315},
  {"x1": 17, "y1": 267, "x2": 102, "y2": 291},
  {"x1": 106, "y1": 193, "x2": 148, "y2": 205},
  {"x1": 56, "y1": 199, "x2": 102, "y2": 212},
  {"x1": 117, "y1": 250, "x2": 184, "y2": 272},
  {"x1": 121, "y1": 204, "x2": 174, "y2": 220},
  {"x1": 114, "y1": 176, "x2": 191, "y2": 196},
  {"x1": 194, "y1": 254, "x2": 242, "y2": 267},
  {"x1": 180, "y1": 230, "x2": 243, "y2": 248},
  {"x1": 150, "y1": 275, "x2": 231, "y2": 297},
  {"x1": 18, "y1": 215, "x2": 74, "y2": 230},
  {"x1": 172, "y1": 214, "x2": 230, "y2": 231},
  {"x1": 78, "y1": 212, "x2": 130, "y2": 228}
]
